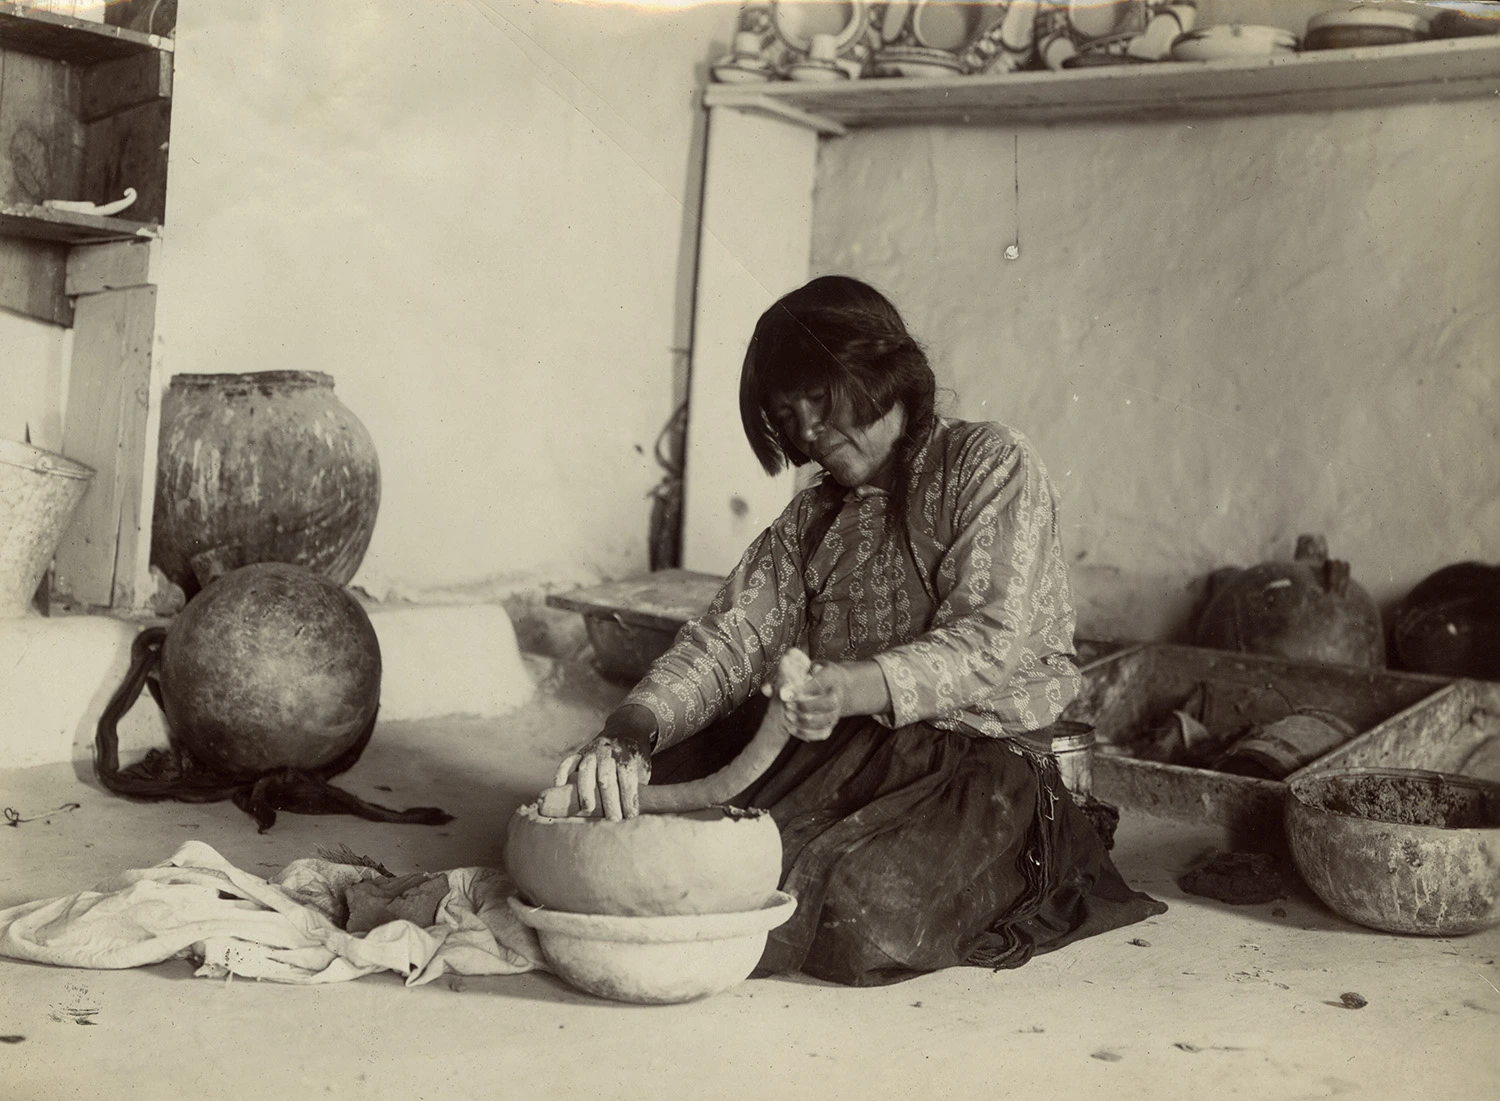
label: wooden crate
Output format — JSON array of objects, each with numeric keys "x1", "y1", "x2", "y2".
[
  {"x1": 1292, "y1": 676, "x2": 1500, "y2": 778},
  {"x1": 1, "y1": 4, "x2": 173, "y2": 612},
  {"x1": 1062, "y1": 644, "x2": 1451, "y2": 843},
  {"x1": 0, "y1": 5, "x2": 173, "y2": 244}
]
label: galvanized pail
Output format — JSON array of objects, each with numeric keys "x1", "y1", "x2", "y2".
[{"x1": 0, "y1": 439, "x2": 94, "y2": 616}]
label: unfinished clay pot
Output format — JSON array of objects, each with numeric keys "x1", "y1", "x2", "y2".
[
  {"x1": 503, "y1": 805, "x2": 783, "y2": 917},
  {"x1": 1194, "y1": 534, "x2": 1385, "y2": 668}
]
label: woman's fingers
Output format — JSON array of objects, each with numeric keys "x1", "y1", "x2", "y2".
[
  {"x1": 561, "y1": 738, "x2": 647, "y2": 820},
  {"x1": 598, "y1": 757, "x2": 623, "y2": 821},
  {"x1": 576, "y1": 752, "x2": 599, "y2": 815},
  {"x1": 621, "y1": 760, "x2": 642, "y2": 818},
  {"x1": 781, "y1": 663, "x2": 842, "y2": 742}
]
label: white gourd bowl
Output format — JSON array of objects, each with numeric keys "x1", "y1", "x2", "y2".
[{"x1": 509, "y1": 891, "x2": 797, "y2": 1004}]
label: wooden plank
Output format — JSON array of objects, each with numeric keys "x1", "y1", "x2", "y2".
[
  {"x1": 0, "y1": 234, "x2": 69, "y2": 323},
  {"x1": 51, "y1": 283, "x2": 156, "y2": 609},
  {"x1": 1296, "y1": 680, "x2": 1500, "y2": 777},
  {"x1": 731, "y1": 94, "x2": 847, "y2": 136},
  {"x1": 546, "y1": 569, "x2": 727, "y2": 631},
  {"x1": 0, "y1": 202, "x2": 157, "y2": 242},
  {"x1": 78, "y1": 49, "x2": 171, "y2": 122},
  {"x1": 0, "y1": 3, "x2": 170, "y2": 63},
  {"x1": 704, "y1": 36, "x2": 1500, "y2": 128},
  {"x1": 64, "y1": 238, "x2": 150, "y2": 294},
  {"x1": 80, "y1": 97, "x2": 170, "y2": 224},
  {"x1": 0, "y1": 47, "x2": 82, "y2": 208}
]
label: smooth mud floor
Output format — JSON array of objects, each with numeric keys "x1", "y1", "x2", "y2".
[{"x1": 3, "y1": 656, "x2": 1497, "y2": 1101}]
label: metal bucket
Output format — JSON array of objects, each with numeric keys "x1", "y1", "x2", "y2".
[{"x1": 0, "y1": 439, "x2": 94, "y2": 616}]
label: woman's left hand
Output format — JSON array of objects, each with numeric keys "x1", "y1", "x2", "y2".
[{"x1": 762, "y1": 657, "x2": 893, "y2": 741}]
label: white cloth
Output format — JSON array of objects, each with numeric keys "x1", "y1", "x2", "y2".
[{"x1": 0, "y1": 840, "x2": 546, "y2": 985}]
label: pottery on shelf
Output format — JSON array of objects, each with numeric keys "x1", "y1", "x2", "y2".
[
  {"x1": 1036, "y1": 0, "x2": 1151, "y2": 70},
  {"x1": 1170, "y1": 23, "x2": 1299, "y2": 62},
  {"x1": 873, "y1": 0, "x2": 1022, "y2": 78},
  {"x1": 710, "y1": 29, "x2": 778, "y2": 82},
  {"x1": 720, "y1": 1, "x2": 879, "y2": 80},
  {"x1": 1302, "y1": 6, "x2": 1429, "y2": 51}
]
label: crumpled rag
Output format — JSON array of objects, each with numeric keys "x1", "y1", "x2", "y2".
[{"x1": 0, "y1": 840, "x2": 546, "y2": 985}]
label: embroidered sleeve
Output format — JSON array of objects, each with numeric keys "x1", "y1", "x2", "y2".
[
  {"x1": 872, "y1": 429, "x2": 1072, "y2": 731},
  {"x1": 625, "y1": 497, "x2": 813, "y2": 751}
]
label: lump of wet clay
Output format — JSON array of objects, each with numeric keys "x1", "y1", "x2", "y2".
[{"x1": 1177, "y1": 850, "x2": 1289, "y2": 905}]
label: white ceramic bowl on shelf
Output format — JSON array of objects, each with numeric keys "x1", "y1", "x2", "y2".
[{"x1": 1171, "y1": 24, "x2": 1298, "y2": 61}]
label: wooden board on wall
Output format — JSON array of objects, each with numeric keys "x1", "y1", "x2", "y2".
[
  {"x1": 79, "y1": 50, "x2": 171, "y2": 123},
  {"x1": 81, "y1": 97, "x2": 169, "y2": 223},
  {"x1": 0, "y1": 47, "x2": 82, "y2": 207},
  {"x1": 0, "y1": 235, "x2": 69, "y2": 323},
  {"x1": 52, "y1": 283, "x2": 157, "y2": 610},
  {"x1": 64, "y1": 238, "x2": 150, "y2": 295}
]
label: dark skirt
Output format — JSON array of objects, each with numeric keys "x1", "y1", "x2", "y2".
[{"x1": 651, "y1": 697, "x2": 1167, "y2": 987}]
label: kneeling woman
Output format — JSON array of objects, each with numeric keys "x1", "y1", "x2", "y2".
[{"x1": 556, "y1": 275, "x2": 1164, "y2": 986}]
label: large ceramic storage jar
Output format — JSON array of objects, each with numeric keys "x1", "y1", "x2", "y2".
[{"x1": 151, "y1": 371, "x2": 380, "y2": 598}]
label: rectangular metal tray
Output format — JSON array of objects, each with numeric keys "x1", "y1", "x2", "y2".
[{"x1": 1063, "y1": 643, "x2": 1451, "y2": 843}]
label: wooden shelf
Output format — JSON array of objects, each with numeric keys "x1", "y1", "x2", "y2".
[
  {"x1": 0, "y1": 3, "x2": 171, "y2": 63},
  {"x1": 0, "y1": 203, "x2": 158, "y2": 244},
  {"x1": 703, "y1": 36, "x2": 1500, "y2": 132}
]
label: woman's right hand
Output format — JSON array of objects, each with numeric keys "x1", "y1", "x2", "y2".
[{"x1": 554, "y1": 704, "x2": 657, "y2": 820}]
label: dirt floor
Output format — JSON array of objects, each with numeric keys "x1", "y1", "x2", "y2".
[{"x1": 2, "y1": 656, "x2": 1497, "y2": 1101}]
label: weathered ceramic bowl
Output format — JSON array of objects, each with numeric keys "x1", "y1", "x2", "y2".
[
  {"x1": 510, "y1": 891, "x2": 796, "y2": 1004},
  {"x1": 1286, "y1": 767, "x2": 1500, "y2": 935}
]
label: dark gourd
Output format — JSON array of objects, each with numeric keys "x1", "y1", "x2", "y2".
[
  {"x1": 1392, "y1": 562, "x2": 1500, "y2": 680},
  {"x1": 159, "y1": 563, "x2": 382, "y2": 779}
]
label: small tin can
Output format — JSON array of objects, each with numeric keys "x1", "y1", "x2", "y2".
[{"x1": 1048, "y1": 720, "x2": 1096, "y2": 799}]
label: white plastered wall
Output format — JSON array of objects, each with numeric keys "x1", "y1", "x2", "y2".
[
  {"x1": 809, "y1": 99, "x2": 1500, "y2": 640},
  {"x1": 151, "y1": 0, "x2": 732, "y2": 601}
]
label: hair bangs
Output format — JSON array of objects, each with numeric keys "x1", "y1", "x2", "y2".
[{"x1": 739, "y1": 276, "x2": 937, "y2": 482}]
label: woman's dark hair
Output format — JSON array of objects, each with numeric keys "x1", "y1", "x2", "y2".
[{"x1": 738, "y1": 275, "x2": 936, "y2": 488}]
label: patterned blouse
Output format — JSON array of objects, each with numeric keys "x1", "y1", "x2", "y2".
[{"x1": 627, "y1": 418, "x2": 1081, "y2": 751}]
